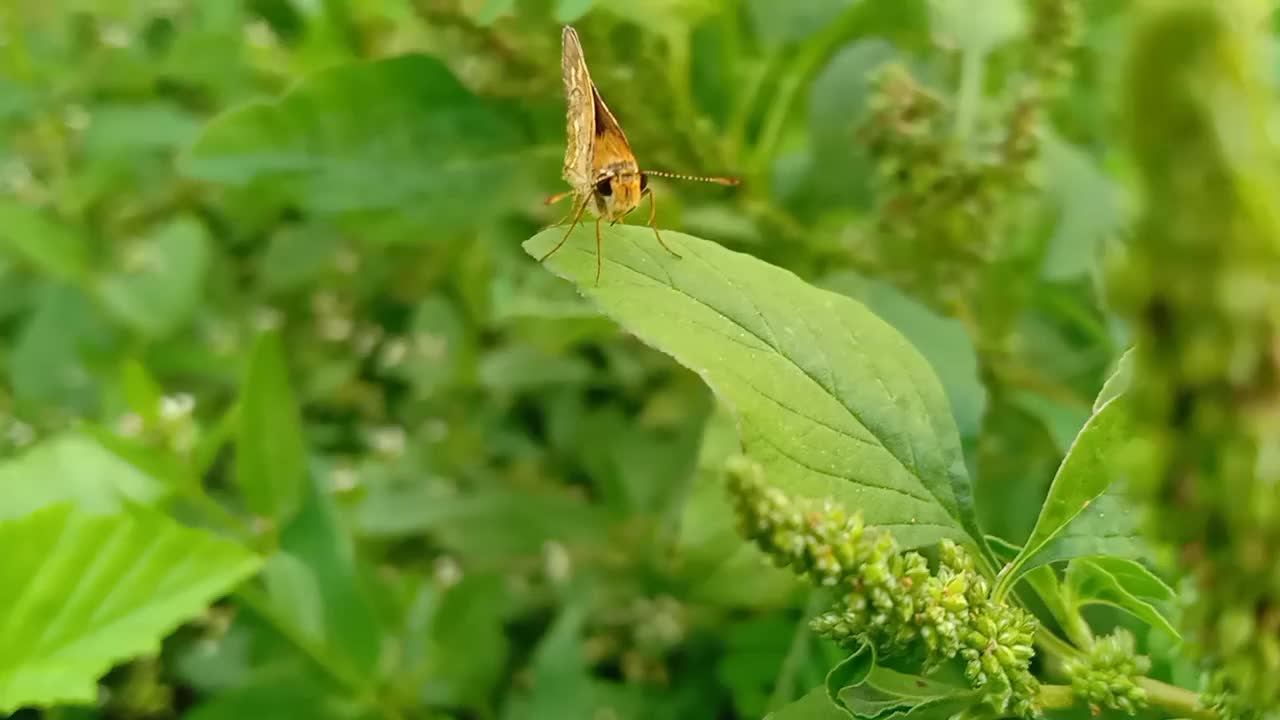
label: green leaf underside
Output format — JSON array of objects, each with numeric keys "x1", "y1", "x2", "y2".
[
  {"x1": 0, "y1": 505, "x2": 260, "y2": 712},
  {"x1": 1067, "y1": 558, "x2": 1180, "y2": 640},
  {"x1": 830, "y1": 649, "x2": 978, "y2": 720},
  {"x1": 524, "y1": 226, "x2": 978, "y2": 551},
  {"x1": 184, "y1": 55, "x2": 546, "y2": 231}
]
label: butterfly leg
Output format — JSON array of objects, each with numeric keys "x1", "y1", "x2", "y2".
[
  {"x1": 539, "y1": 193, "x2": 591, "y2": 263},
  {"x1": 645, "y1": 187, "x2": 681, "y2": 259},
  {"x1": 594, "y1": 215, "x2": 603, "y2": 286}
]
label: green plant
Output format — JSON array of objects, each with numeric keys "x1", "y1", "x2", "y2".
[{"x1": 1, "y1": 0, "x2": 1277, "y2": 719}]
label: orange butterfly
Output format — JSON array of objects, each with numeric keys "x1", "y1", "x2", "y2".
[{"x1": 540, "y1": 26, "x2": 739, "y2": 284}]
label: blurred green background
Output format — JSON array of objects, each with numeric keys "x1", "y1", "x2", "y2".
[{"x1": 1, "y1": 1, "x2": 1134, "y2": 718}]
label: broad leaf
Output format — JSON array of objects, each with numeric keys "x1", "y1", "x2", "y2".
[
  {"x1": 524, "y1": 226, "x2": 980, "y2": 550},
  {"x1": 0, "y1": 432, "x2": 168, "y2": 521},
  {"x1": 1065, "y1": 558, "x2": 1180, "y2": 640},
  {"x1": 236, "y1": 332, "x2": 306, "y2": 524},
  {"x1": 185, "y1": 55, "x2": 548, "y2": 237},
  {"x1": 0, "y1": 505, "x2": 260, "y2": 712}
]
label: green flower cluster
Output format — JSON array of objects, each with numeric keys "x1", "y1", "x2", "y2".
[
  {"x1": 725, "y1": 457, "x2": 1040, "y2": 718},
  {"x1": 1062, "y1": 630, "x2": 1149, "y2": 715},
  {"x1": 1112, "y1": 3, "x2": 1280, "y2": 717},
  {"x1": 857, "y1": 0, "x2": 1080, "y2": 324}
]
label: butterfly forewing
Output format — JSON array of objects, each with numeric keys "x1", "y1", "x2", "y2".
[{"x1": 561, "y1": 26, "x2": 595, "y2": 192}]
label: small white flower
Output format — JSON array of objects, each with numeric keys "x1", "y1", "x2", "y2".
[
  {"x1": 116, "y1": 413, "x2": 144, "y2": 438},
  {"x1": 243, "y1": 20, "x2": 276, "y2": 48},
  {"x1": 318, "y1": 315, "x2": 353, "y2": 342},
  {"x1": 100, "y1": 23, "x2": 132, "y2": 48},
  {"x1": 433, "y1": 556, "x2": 462, "y2": 588},
  {"x1": 334, "y1": 247, "x2": 359, "y2": 274},
  {"x1": 330, "y1": 466, "x2": 358, "y2": 492},
  {"x1": 159, "y1": 393, "x2": 195, "y2": 421},
  {"x1": 380, "y1": 337, "x2": 409, "y2": 369},
  {"x1": 369, "y1": 425, "x2": 406, "y2": 457},
  {"x1": 252, "y1": 306, "x2": 283, "y2": 331},
  {"x1": 63, "y1": 104, "x2": 91, "y2": 132},
  {"x1": 543, "y1": 541, "x2": 572, "y2": 584}
]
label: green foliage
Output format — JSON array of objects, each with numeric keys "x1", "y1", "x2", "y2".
[
  {"x1": 523, "y1": 225, "x2": 982, "y2": 551},
  {"x1": 0, "y1": 505, "x2": 260, "y2": 712},
  {"x1": 1, "y1": 0, "x2": 1275, "y2": 718}
]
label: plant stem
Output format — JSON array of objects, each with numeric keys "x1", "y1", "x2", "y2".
[
  {"x1": 1139, "y1": 678, "x2": 1217, "y2": 720},
  {"x1": 954, "y1": 46, "x2": 986, "y2": 143},
  {"x1": 1038, "y1": 684, "x2": 1075, "y2": 710}
]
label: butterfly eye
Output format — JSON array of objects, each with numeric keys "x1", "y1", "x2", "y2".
[
  {"x1": 639, "y1": 173, "x2": 648, "y2": 191},
  {"x1": 595, "y1": 178, "x2": 613, "y2": 197}
]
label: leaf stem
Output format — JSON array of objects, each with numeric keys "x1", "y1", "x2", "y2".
[{"x1": 1139, "y1": 677, "x2": 1217, "y2": 720}]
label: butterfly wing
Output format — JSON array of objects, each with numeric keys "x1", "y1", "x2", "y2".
[
  {"x1": 561, "y1": 26, "x2": 595, "y2": 191},
  {"x1": 590, "y1": 83, "x2": 638, "y2": 176}
]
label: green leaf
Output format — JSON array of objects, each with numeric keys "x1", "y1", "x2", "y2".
[
  {"x1": 1065, "y1": 558, "x2": 1180, "y2": 640},
  {"x1": 821, "y1": 271, "x2": 986, "y2": 438},
  {"x1": 523, "y1": 226, "x2": 980, "y2": 551},
  {"x1": 9, "y1": 286, "x2": 107, "y2": 411},
  {"x1": 554, "y1": 0, "x2": 596, "y2": 23},
  {"x1": 677, "y1": 404, "x2": 800, "y2": 608},
  {"x1": 0, "y1": 432, "x2": 168, "y2": 521},
  {"x1": 998, "y1": 368, "x2": 1139, "y2": 587},
  {"x1": 929, "y1": 0, "x2": 1024, "y2": 54},
  {"x1": 0, "y1": 202, "x2": 90, "y2": 282},
  {"x1": 0, "y1": 505, "x2": 261, "y2": 713},
  {"x1": 748, "y1": 0, "x2": 858, "y2": 47},
  {"x1": 832, "y1": 661, "x2": 978, "y2": 719},
  {"x1": 236, "y1": 332, "x2": 306, "y2": 523},
  {"x1": 185, "y1": 55, "x2": 546, "y2": 236},
  {"x1": 767, "y1": 686, "x2": 852, "y2": 720},
  {"x1": 825, "y1": 644, "x2": 875, "y2": 709},
  {"x1": 278, "y1": 475, "x2": 384, "y2": 676},
  {"x1": 95, "y1": 216, "x2": 212, "y2": 338}
]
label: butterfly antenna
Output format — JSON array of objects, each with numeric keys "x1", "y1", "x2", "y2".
[{"x1": 643, "y1": 170, "x2": 740, "y2": 186}]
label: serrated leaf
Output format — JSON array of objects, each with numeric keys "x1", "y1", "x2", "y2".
[
  {"x1": 524, "y1": 226, "x2": 981, "y2": 551},
  {"x1": 1066, "y1": 558, "x2": 1180, "y2": 640},
  {"x1": 236, "y1": 332, "x2": 306, "y2": 523},
  {"x1": 0, "y1": 505, "x2": 260, "y2": 712},
  {"x1": 96, "y1": 216, "x2": 212, "y2": 338},
  {"x1": 185, "y1": 55, "x2": 546, "y2": 236},
  {"x1": 0, "y1": 432, "x2": 168, "y2": 521}
]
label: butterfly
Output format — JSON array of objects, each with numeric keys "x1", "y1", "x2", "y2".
[{"x1": 540, "y1": 25, "x2": 739, "y2": 284}]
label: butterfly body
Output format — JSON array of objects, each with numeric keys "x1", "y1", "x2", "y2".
[{"x1": 542, "y1": 26, "x2": 738, "y2": 283}]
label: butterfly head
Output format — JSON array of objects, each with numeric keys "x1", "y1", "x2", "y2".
[{"x1": 594, "y1": 167, "x2": 647, "y2": 221}]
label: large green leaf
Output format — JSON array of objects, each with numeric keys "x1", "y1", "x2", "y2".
[
  {"x1": 0, "y1": 505, "x2": 261, "y2": 712},
  {"x1": 236, "y1": 332, "x2": 306, "y2": 524},
  {"x1": 185, "y1": 55, "x2": 548, "y2": 236},
  {"x1": 523, "y1": 226, "x2": 980, "y2": 551},
  {"x1": 0, "y1": 432, "x2": 169, "y2": 521}
]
